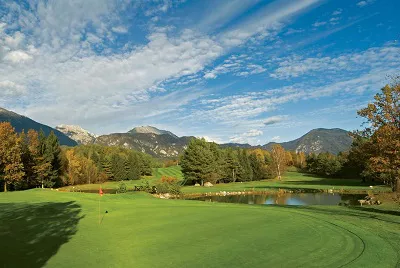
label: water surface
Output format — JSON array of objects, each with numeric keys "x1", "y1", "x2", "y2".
[{"x1": 190, "y1": 193, "x2": 365, "y2": 206}]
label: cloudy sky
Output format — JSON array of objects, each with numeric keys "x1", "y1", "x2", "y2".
[{"x1": 0, "y1": 0, "x2": 399, "y2": 145}]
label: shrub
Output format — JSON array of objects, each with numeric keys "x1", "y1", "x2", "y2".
[
  {"x1": 161, "y1": 176, "x2": 177, "y2": 184},
  {"x1": 155, "y1": 176, "x2": 182, "y2": 195},
  {"x1": 116, "y1": 181, "x2": 127, "y2": 193}
]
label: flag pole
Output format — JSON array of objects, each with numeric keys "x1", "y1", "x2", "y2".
[
  {"x1": 99, "y1": 193, "x2": 100, "y2": 224},
  {"x1": 99, "y1": 185, "x2": 101, "y2": 225}
]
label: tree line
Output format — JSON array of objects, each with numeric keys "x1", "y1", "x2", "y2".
[
  {"x1": 180, "y1": 80, "x2": 399, "y2": 192},
  {"x1": 0, "y1": 123, "x2": 155, "y2": 192},
  {"x1": 304, "y1": 80, "x2": 400, "y2": 192},
  {"x1": 180, "y1": 138, "x2": 304, "y2": 185}
]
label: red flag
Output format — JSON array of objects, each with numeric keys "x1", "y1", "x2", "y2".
[{"x1": 99, "y1": 187, "x2": 104, "y2": 196}]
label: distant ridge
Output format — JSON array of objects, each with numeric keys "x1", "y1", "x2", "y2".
[
  {"x1": 2, "y1": 106, "x2": 352, "y2": 156},
  {"x1": 263, "y1": 128, "x2": 353, "y2": 154},
  {"x1": 95, "y1": 127, "x2": 352, "y2": 157},
  {"x1": 128, "y1": 126, "x2": 178, "y2": 138},
  {"x1": 0, "y1": 107, "x2": 77, "y2": 146}
]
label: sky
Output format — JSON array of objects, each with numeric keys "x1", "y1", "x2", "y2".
[{"x1": 0, "y1": 0, "x2": 399, "y2": 145}]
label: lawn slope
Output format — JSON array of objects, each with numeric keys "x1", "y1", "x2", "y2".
[{"x1": 0, "y1": 189, "x2": 399, "y2": 267}]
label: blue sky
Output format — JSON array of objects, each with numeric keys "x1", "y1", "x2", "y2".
[{"x1": 0, "y1": 0, "x2": 399, "y2": 145}]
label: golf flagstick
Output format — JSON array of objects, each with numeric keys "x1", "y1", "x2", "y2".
[{"x1": 99, "y1": 186, "x2": 103, "y2": 224}]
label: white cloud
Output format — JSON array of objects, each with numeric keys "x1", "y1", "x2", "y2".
[
  {"x1": 357, "y1": 1, "x2": 375, "y2": 7},
  {"x1": 3, "y1": 50, "x2": 32, "y2": 63},
  {"x1": 357, "y1": 1, "x2": 367, "y2": 6},
  {"x1": 312, "y1": 21, "x2": 327, "y2": 27},
  {"x1": 229, "y1": 129, "x2": 263, "y2": 145},
  {"x1": 271, "y1": 46, "x2": 400, "y2": 79},
  {"x1": 186, "y1": 61, "x2": 395, "y2": 134},
  {"x1": 0, "y1": 0, "x2": 320, "y2": 134},
  {"x1": 219, "y1": 0, "x2": 319, "y2": 47},
  {"x1": 264, "y1": 115, "x2": 287, "y2": 126},
  {"x1": 204, "y1": 72, "x2": 217, "y2": 79},
  {"x1": 0, "y1": 80, "x2": 26, "y2": 97},
  {"x1": 4, "y1": 32, "x2": 25, "y2": 48},
  {"x1": 332, "y1": 9, "x2": 342, "y2": 16},
  {"x1": 144, "y1": 0, "x2": 174, "y2": 16},
  {"x1": 201, "y1": 136, "x2": 223, "y2": 143},
  {"x1": 0, "y1": 1, "x2": 224, "y2": 132},
  {"x1": 284, "y1": 28, "x2": 305, "y2": 35},
  {"x1": 271, "y1": 136, "x2": 280, "y2": 142},
  {"x1": 197, "y1": 0, "x2": 261, "y2": 32},
  {"x1": 330, "y1": 17, "x2": 340, "y2": 22},
  {"x1": 243, "y1": 129, "x2": 263, "y2": 137},
  {"x1": 203, "y1": 55, "x2": 266, "y2": 79},
  {"x1": 112, "y1": 26, "x2": 128, "y2": 34}
]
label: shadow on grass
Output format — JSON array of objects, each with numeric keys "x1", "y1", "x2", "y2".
[
  {"x1": 0, "y1": 201, "x2": 83, "y2": 268},
  {"x1": 275, "y1": 205, "x2": 400, "y2": 225},
  {"x1": 350, "y1": 206, "x2": 400, "y2": 217},
  {"x1": 300, "y1": 173, "x2": 384, "y2": 186}
]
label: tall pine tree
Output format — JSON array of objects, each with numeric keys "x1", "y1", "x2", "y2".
[
  {"x1": 181, "y1": 138, "x2": 217, "y2": 185},
  {"x1": 43, "y1": 131, "x2": 62, "y2": 187}
]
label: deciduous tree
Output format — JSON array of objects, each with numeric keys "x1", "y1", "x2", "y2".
[
  {"x1": 271, "y1": 145, "x2": 286, "y2": 180},
  {"x1": 0, "y1": 122, "x2": 25, "y2": 191},
  {"x1": 357, "y1": 81, "x2": 400, "y2": 192}
]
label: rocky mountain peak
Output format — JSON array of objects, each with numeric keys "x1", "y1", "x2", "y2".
[
  {"x1": 55, "y1": 124, "x2": 97, "y2": 145},
  {"x1": 128, "y1": 125, "x2": 178, "y2": 138}
]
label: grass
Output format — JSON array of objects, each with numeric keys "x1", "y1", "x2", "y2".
[
  {"x1": 0, "y1": 189, "x2": 399, "y2": 267},
  {"x1": 59, "y1": 168, "x2": 391, "y2": 195},
  {"x1": 60, "y1": 166, "x2": 183, "y2": 192},
  {"x1": 182, "y1": 171, "x2": 390, "y2": 194},
  {"x1": 152, "y1": 165, "x2": 183, "y2": 180}
]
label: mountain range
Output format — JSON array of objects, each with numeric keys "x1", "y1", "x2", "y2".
[
  {"x1": 0, "y1": 107, "x2": 353, "y2": 157},
  {"x1": 262, "y1": 128, "x2": 353, "y2": 155},
  {"x1": 0, "y1": 108, "x2": 77, "y2": 146}
]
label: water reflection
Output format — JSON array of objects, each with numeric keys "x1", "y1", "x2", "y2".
[{"x1": 192, "y1": 193, "x2": 364, "y2": 206}]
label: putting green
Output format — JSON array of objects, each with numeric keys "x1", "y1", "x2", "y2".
[{"x1": 0, "y1": 190, "x2": 399, "y2": 267}]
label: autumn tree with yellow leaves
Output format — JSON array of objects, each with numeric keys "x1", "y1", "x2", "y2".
[{"x1": 0, "y1": 122, "x2": 25, "y2": 192}]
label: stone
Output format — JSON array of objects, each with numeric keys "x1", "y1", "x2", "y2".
[
  {"x1": 204, "y1": 182, "x2": 213, "y2": 187},
  {"x1": 194, "y1": 183, "x2": 201, "y2": 187}
]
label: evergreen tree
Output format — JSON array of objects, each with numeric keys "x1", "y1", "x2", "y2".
[
  {"x1": 27, "y1": 129, "x2": 50, "y2": 188},
  {"x1": 43, "y1": 131, "x2": 62, "y2": 187},
  {"x1": 18, "y1": 131, "x2": 35, "y2": 189},
  {"x1": 181, "y1": 138, "x2": 217, "y2": 185},
  {"x1": 249, "y1": 153, "x2": 263, "y2": 180},
  {"x1": 222, "y1": 148, "x2": 240, "y2": 182},
  {"x1": 126, "y1": 153, "x2": 141, "y2": 180},
  {"x1": 102, "y1": 156, "x2": 114, "y2": 180},
  {"x1": 139, "y1": 154, "x2": 153, "y2": 176},
  {"x1": 111, "y1": 153, "x2": 126, "y2": 180},
  {"x1": 237, "y1": 149, "x2": 253, "y2": 182}
]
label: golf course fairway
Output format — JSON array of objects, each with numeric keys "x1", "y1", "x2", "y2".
[{"x1": 1, "y1": 189, "x2": 399, "y2": 267}]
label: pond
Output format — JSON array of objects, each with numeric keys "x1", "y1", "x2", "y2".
[{"x1": 189, "y1": 193, "x2": 366, "y2": 206}]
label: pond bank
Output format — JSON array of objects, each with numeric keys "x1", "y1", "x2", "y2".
[{"x1": 180, "y1": 187, "x2": 373, "y2": 199}]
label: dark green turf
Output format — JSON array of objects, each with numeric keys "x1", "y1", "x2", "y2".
[{"x1": 0, "y1": 189, "x2": 399, "y2": 267}]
